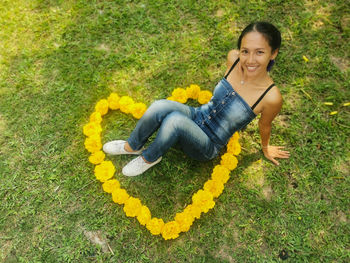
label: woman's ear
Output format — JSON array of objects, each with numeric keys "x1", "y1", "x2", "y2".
[{"x1": 271, "y1": 48, "x2": 279, "y2": 60}]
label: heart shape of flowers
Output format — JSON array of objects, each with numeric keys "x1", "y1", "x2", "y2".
[{"x1": 83, "y1": 85, "x2": 242, "y2": 240}]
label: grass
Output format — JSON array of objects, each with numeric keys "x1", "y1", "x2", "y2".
[{"x1": 0, "y1": 0, "x2": 349, "y2": 262}]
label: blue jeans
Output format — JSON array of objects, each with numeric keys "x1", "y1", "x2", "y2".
[{"x1": 127, "y1": 100, "x2": 220, "y2": 162}]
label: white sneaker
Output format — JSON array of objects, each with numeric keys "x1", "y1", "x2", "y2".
[
  {"x1": 122, "y1": 156, "x2": 162, "y2": 177},
  {"x1": 103, "y1": 140, "x2": 143, "y2": 155}
]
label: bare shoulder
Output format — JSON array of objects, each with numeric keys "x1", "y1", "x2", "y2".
[
  {"x1": 226, "y1": 49, "x2": 239, "y2": 67},
  {"x1": 263, "y1": 85, "x2": 283, "y2": 108}
]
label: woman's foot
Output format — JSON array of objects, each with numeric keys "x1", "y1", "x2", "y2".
[
  {"x1": 122, "y1": 156, "x2": 162, "y2": 176},
  {"x1": 103, "y1": 140, "x2": 143, "y2": 155}
]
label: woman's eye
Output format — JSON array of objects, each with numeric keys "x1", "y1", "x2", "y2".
[
  {"x1": 257, "y1": 51, "x2": 264, "y2": 54},
  {"x1": 241, "y1": 50, "x2": 248, "y2": 54}
]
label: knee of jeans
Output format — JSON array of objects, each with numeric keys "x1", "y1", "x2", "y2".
[
  {"x1": 163, "y1": 112, "x2": 187, "y2": 131},
  {"x1": 148, "y1": 99, "x2": 169, "y2": 111}
]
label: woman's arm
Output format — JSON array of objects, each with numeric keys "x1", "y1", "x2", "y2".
[
  {"x1": 258, "y1": 88, "x2": 290, "y2": 165},
  {"x1": 225, "y1": 49, "x2": 239, "y2": 72}
]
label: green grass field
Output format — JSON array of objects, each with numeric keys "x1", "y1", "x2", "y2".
[{"x1": 1, "y1": 0, "x2": 349, "y2": 262}]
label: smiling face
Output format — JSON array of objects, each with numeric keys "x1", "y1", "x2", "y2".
[{"x1": 239, "y1": 31, "x2": 278, "y2": 78}]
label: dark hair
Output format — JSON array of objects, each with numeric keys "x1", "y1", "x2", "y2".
[
  {"x1": 237, "y1": 21, "x2": 281, "y2": 52},
  {"x1": 237, "y1": 22, "x2": 281, "y2": 71}
]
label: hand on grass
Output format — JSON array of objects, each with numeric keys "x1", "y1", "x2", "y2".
[{"x1": 262, "y1": 145, "x2": 290, "y2": 166}]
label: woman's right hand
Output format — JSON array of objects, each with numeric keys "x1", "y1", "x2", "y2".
[{"x1": 262, "y1": 145, "x2": 290, "y2": 166}]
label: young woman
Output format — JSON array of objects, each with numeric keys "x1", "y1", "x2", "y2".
[{"x1": 103, "y1": 21, "x2": 290, "y2": 176}]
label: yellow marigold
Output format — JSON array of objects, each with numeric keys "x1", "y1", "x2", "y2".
[
  {"x1": 146, "y1": 218, "x2": 164, "y2": 235},
  {"x1": 175, "y1": 211, "x2": 194, "y2": 232},
  {"x1": 167, "y1": 96, "x2": 176, "y2": 101},
  {"x1": 83, "y1": 122, "x2": 102, "y2": 137},
  {"x1": 183, "y1": 204, "x2": 201, "y2": 219},
  {"x1": 88, "y1": 150, "x2": 105, "y2": 165},
  {"x1": 220, "y1": 153, "x2": 238, "y2": 171},
  {"x1": 84, "y1": 134, "x2": 102, "y2": 153},
  {"x1": 137, "y1": 206, "x2": 152, "y2": 226},
  {"x1": 89, "y1": 112, "x2": 102, "y2": 124},
  {"x1": 232, "y1": 132, "x2": 239, "y2": 141},
  {"x1": 172, "y1": 88, "x2": 188, "y2": 104},
  {"x1": 95, "y1": 99, "x2": 109, "y2": 116},
  {"x1": 204, "y1": 179, "x2": 224, "y2": 198},
  {"x1": 186, "y1": 84, "x2": 201, "y2": 99},
  {"x1": 123, "y1": 197, "x2": 142, "y2": 217},
  {"x1": 94, "y1": 161, "x2": 115, "y2": 182},
  {"x1": 192, "y1": 189, "x2": 215, "y2": 213},
  {"x1": 198, "y1": 90, "x2": 212, "y2": 104},
  {"x1": 129, "y1": 102, "x2": 147, "y2": 119},
  {"x1": 226, "y1": 139, "x2": 241, "y2": 156},
  {"x1": 102, "y1": 179, "x2": 120, "y2": 193},
  {"x1": 107, "y1": 93, "x2": 120, "y2": 110},
  {"x1": 161, "y1": 221, "x2": 181, "y2": 240},
  {"x1": 112, "y1": 188, "x2": 130, "y2": 205},
  {"x1": 119, "y1": 96, "x2": 135, "y2": 113},
  {"x1": 211, "y1": 165, "x2": 230, "y2": 184}
]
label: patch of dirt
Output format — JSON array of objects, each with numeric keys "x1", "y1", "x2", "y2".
[
  {"x1": 330, "y1": 55, "x2": 349, "y2": 73},
  {"x1": 275, "y1": 114, "x2": 289, "y2": 128},
  {"x1": 336, "y1": 210, "x2": 347, "y2": 223},
  {"x1": 95, "y1": 43, "x2": 110, "y2": 52},
  {"x1": 217, "y1": 245, "x2": 237, "y2": 263},
  {"x1": 341, "y1": 15, "x2": 350, "y2": 31},
  {"x1": 81, "y1": 227, "x2": 112, "y2": 254},
  {"x1": 0, "y1": 239, "x2": 13, "y2": 262},
  {"x1": 333, "y1": 156, "x2": 350, "y2": 176},
  {"x1": 215, "y1": 9, "x2": 225, "y2": 17},
  {"x1": 262, "y1": 185, "x2": 273, "y2": 201}
]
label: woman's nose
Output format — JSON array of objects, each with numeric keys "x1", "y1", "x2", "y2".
[{"x1": 248, "y1": 53, "x2": 255, "y2": 63}]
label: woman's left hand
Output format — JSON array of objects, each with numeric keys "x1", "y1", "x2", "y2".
[{"x1": 262, "y1": 145, "x2": 290, "y2": 166}]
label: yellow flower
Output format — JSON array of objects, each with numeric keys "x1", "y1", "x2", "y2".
[
  {"x1": 137, "y1": 206, "x2": 152, "y2": 226},
  {"x1": 303, "y1": 55, "x2": 309, "y2": 62},
  {"x1": 232, "y1": 132, "x2": 240, "y2": 141},
  {"x1": 94, "y1": 161, "x2": 115, "y2": 182},
  {"x1": 329, "y1": 111, "x2": 338, "y2": 115},
  {"x1": 167, "y1": 96, "x2": 176, "y2": 101},
  {"x1": 89, "y1": 112, "x2": 102, "y2": 124},
  {"x1": 323, "y1": 102, "x2": 333, "y2": 106},
  {"x1": 198, "y1": 90, "x2": 212, "y2": 104},
  {"x1": 95, "y1": 99, "x2": 109, "y2": 116},
  {"x1": 204, "y1": 179, "x2": 224, "y2": 198},
  {"x1": 172, "y1": 88, "x2": 188, "y2": 103},
  {"x1": 186, "y1": 84, "x2": 201, "y2": 99},
  {"x1": 129, "y1": 103, "x2": 147, "y2": 119},
  {"x1": 123, "y1": 197, "x2": 142, "y2": 218},
  {"x1": 146, "y1": 218, "x2": 164, "y2": 235},
  {"x1": 175, "y1": 211, "x2": 194, "y2": 232},
  {"x1": 220, "y1": 153, "x2": 238, "y2": 171},
  {"x1": 183, "y1": 204, "x2": 201, "y2": 219},
  {"x1": 119, "y1": 96, "x2": 135, "y2": 113},
  {"x1": 102, "y1": 179, "x2": 120, "y2": 193},
  {"x1": 211, "y1": 165, "x2": 230, "y2": 184},
  {"x1": 227, "y1": 139, "x2": 241, "y2": 156},
  {"x1": 83, "y1": 122, "x2": 102, "y2": 137},
  {"x1": 89, "y1": 150, "x2": 105, "y2": 165},
  {"x1": 343, "y1": 102, "x2": 350, "y2": 106},
  {"x1": 112, "y1": 188, "x2": 130, "y2": 205},
  {"x1": 161, "y1": 221, "x2": 181, "y2": 240},
  {"x1": 192, "y1": 189, "x2": 215, "y2": 213},
  {"x1": 84, "y1": 134, "x2": 102, "y2": 153},
  {"x1": 107, "y1": 93, "x2": 120, "y2": 110}
]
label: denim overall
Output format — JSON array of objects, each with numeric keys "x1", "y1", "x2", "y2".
[{"x1": 127, "y1": 58, "x2": 274, "y2": 162}]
